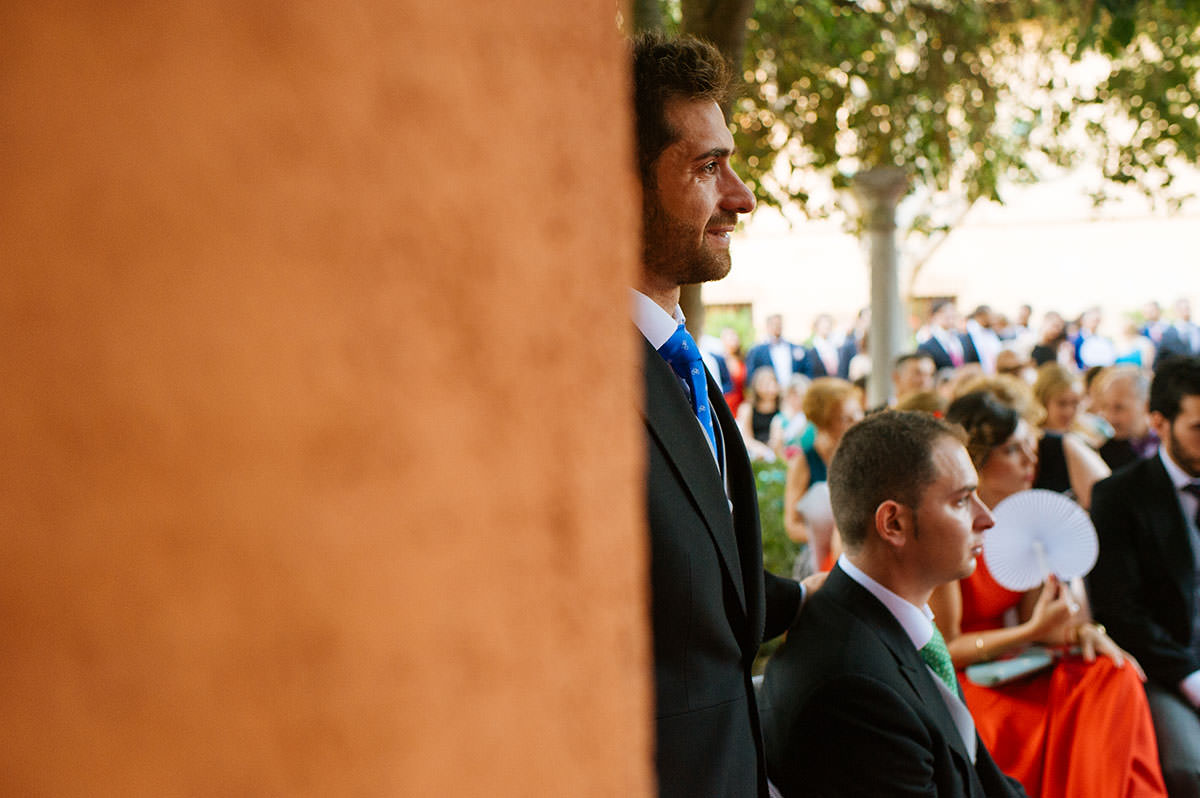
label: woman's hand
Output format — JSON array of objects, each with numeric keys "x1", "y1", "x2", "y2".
[
  {"x1": 1026, "y1": 576, "x2": 1080, "y2": 641},
  {"x1": 1078, "y1": 623, "x2": 1147, "y2": 680}
]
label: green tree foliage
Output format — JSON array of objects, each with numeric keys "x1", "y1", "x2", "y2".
[
  {"x1": 1082, "y1": 1, "x2": 1200, "y2": 209},
  {"x1": 753, "y1": 460, "x2": 801, "y2": 578},
  {"x1": 732, "y1": 1, "x2": 1200, "y2": 226}
]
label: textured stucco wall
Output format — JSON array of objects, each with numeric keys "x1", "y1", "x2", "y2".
[{"x1": 0, "y1": 2, "x2": 649, "y2": 795}]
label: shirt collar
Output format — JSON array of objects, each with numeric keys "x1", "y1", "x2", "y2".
[
  {"x1": 1159, "y1": 445, "x2": 1197, "y2": 491},
  {"x1": 630, "y1": 289, "x2": 684, "y2": 350},
  {"x1": 838, "y1": 555, "x2": 935, "y2": 650}
]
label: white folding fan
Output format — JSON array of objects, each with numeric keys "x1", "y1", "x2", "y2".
[{"x1": 982, "y1": 489, "x2": 1099, "y2": 593}]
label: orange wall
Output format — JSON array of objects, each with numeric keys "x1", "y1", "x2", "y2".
[{"x1": 0, "y1": 2, "x2": 650, "y2": 795}]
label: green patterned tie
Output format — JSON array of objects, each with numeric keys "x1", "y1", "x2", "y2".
[{"x1": 920, "y1": 625, "x2": 958, "y2": 693}]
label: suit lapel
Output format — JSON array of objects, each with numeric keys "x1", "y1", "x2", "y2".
[
  {"x1": 825, "y1": 568, "x2": 978, "y2": 766},
  {"x1": 1143, "y1": 457, "x2": 1197, "y2": 607},
  {"x1": 927, "y1": 337, "x2": 949, "y2": 365},
  {"x1": 641, "y1": 337, "x2": 748, "y2": 616}
]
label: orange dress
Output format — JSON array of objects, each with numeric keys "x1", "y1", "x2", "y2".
[{"x1": 957, "y1": 556, "x2": 1166, "y2": 798}]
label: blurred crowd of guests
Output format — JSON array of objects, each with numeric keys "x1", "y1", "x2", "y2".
[
  {"x1": 702, "y1": 295, "x2": 1200, "y2": 797},
  {"x1": 704, "y1": 297, "x2": 1199, "y2": 469}
]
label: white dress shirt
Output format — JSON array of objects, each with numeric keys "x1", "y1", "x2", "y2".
[{"x1": 768, "y1": 339, "x2": 796, "y2": 387}]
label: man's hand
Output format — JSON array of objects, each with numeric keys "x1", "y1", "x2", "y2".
[{"x1": 800, "y1": 571, "x2": 828, "y2": 605}]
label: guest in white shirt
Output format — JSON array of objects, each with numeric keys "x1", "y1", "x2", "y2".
[{"x1": 918, "y1": 299, "x2": 967, "y2": 371}]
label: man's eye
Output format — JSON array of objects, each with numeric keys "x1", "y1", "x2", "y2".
[{"x1": 702, "y1": 161, "x2": 718, "y2": 173}]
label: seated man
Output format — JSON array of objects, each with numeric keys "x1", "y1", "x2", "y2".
[
  {"x1": 1088, "y1": 355, "x2": 1200, "y2": 798},
  {"x1": 760, "y1": 411, "x2": 1026, "y2": 798},
  {"x1": 1093, "y1": 364, "x2": 1157, "y2": 471}
]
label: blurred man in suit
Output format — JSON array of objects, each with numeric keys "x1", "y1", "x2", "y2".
[
  {"x1": 1156, "y1": 298, "x2": 1200, "y2": 368},
  {"x1": 962, "y1": 305, "x2": 1003, "y2": 374},
  {"x1": 761, "y1": 411, "x2": 1026, "y2": 797},
  {"x1": 805, "y1": 313, "x2": 846, "y2": 378},
  {"x1": 746, "y1": 313, "x2": 809, "y2": 387},
  {"x1": 630, "y1": 32, "x2": 816, "y2": 798},
  {"x1": 1089, "y1": 356, "x2": 1200, "y2": 798},
  {"x1": 919, "y1": 300, "x2": 967, "y2": 371}
]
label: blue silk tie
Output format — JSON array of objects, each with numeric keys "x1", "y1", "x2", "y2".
[{"x1": 658, "y1": 324, "x2": 718, "y2": 456}]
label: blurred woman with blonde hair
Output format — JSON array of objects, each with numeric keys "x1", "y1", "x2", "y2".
[{"x1": 783, "y1": 377, "x2": 863, "y2": 576}]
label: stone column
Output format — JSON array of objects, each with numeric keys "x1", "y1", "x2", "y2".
[{"x1": 853, "y1": 167, "x2": 909, "y2": 408}]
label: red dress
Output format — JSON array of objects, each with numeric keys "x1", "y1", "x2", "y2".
[
  {"x1": 724, "y1": 357, "x2": 746, "y2": 418},
  {"x1": 957, "y1": 557, "x2": 1166, "y2": 798}
]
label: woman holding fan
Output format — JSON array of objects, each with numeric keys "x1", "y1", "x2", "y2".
[{"x1": 928, "y1": 389, "x2": 1165, "y2": 798}]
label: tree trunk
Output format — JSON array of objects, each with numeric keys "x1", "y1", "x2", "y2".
[
  {"x1": 631, "y1": 0, "x2": 663, "y2": 33},
  {"x1": 681, "y1": 0, "x2": 755, "y2": 111}
]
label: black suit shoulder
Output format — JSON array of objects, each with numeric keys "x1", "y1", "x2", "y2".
[
  {"x1": 1089, "y1": 455, "x2": 1200, "y2": 687},
  {"x1": 640, "y1": 336, "x2": 801, "y2": 798},
  {"x1": 761, "y1": 570, "x2": 1024, "y2": 798},
  {"x1": 917, "y1": 337, "x2": 952, "y2": 370}
]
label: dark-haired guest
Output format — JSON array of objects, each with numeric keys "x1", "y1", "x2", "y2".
[
  {"x1": 919, "y1": 299, "x2": 967, "y2": 370},
  {"x1": 762, "y1": 411, "x2": 1026, "y2": 798},
  {"x1": 630, "y1": 32, "x2": 817, "y2": 798},
  {"x1": 1090, "y1": 356, "x2": 1200, "y2": 798}
]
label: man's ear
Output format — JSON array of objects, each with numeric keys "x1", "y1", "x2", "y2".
[
  {"x1": 874, "y1": 500, "x2": 911, "y2": 548},
  {"x1": 1149, "y1": 410, "x2": 1170, "y2": 441}
]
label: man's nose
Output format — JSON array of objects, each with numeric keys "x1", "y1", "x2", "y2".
[
  {"x1": 720, "y1": 164, "x2": 756, "y2": 214},
  {"x1": 974, "y1": 496, "x2": 995, "y2": 530}
]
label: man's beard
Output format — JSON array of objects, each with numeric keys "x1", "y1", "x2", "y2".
[
  {"x1": 642, "y1": 192, "x2": 733, "y2": 287},
  {"x1": 1166, "y1": 424, "x2": 1200, "y2": 478}
]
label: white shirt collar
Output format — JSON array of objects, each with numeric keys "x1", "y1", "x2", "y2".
[
  {"x1": 838, "y1": 555, "x2": 935, "y2": 650},
  {"x1": 630, "y1": 289, "x2": 684, "y2": 349},
  {"x1": 1160, "y1": 445, "x2": 1197, "y2": 490}
]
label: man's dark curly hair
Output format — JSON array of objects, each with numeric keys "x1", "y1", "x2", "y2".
[{"x1": 631, "y1": 31, "x2": 732, "y2": 185}]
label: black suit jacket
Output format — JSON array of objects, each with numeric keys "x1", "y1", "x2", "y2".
[
  {"x1": 837, "y1": 334, "x2": 860, "y2": 376},
  {"x1": 642, "y1": 337, "x2": 803, "y2": 798},
  {"x1": 803, "y1": 345, "x2": 846, "y2": 379},
  {"x1": 1156, "y1": 324, "x2": 1200, "y2": 368},
  {"x1": 1088, "y1": 455, "x2": 1200, "y2": 689},
  {"x1": 760, "y1": 566, "x2": 1026, "y2": 798},
  {"x1": 959, "y1": 332, "x2": 982, "y2": 365},
  {"x1": 918, "y1": 336, "x2": 956, "y2": 371}
]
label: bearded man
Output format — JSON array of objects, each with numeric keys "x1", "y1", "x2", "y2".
[{"x1": 629, "y1": 32, "x2": 818, "y2": 798}]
